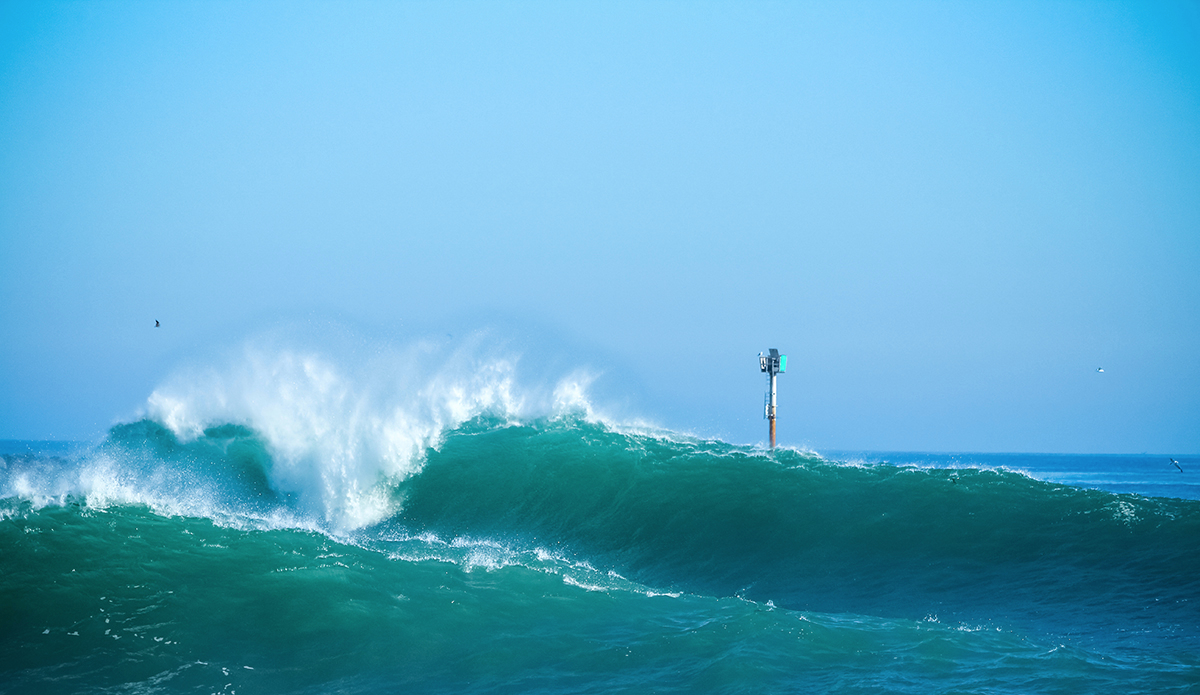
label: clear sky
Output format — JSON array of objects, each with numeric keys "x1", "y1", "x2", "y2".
[{"x1": 2, "y1": 1, "x2": 1197, "y2": 453}]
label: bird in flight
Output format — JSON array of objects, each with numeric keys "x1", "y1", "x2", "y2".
[
  {"x1": 1096, "y1": 367, "x2": 1104, "y2": 373},
  {"x1": 1171, "y1": 458, "x2": 1183, "y2": 472},
  {"x1": 155, "y1": 320, "x2": 160, "y2": 328}
]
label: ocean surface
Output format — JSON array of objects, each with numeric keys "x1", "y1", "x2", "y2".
[{"x1": 2, "y1": 351, "x2": 1197, "y2": 694}]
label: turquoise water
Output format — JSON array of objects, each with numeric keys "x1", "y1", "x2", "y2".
[{"x1": 2, "y1": 417, "x2": 1197, "y2": 694}]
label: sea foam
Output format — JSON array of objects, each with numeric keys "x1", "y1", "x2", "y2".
[
  {"x1": 3, "y1": 329, "x2": 610, "y2": 532},
  {"x1": 141, "y1": 331, "x2": 606, "y2": 530}
]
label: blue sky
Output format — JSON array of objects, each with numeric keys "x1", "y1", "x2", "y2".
[{"x1": 2, "y1": 1, "x2": 1197, "y2": 453}]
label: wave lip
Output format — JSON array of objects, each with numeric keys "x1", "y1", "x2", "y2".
[
  {"x1": 129, "y1": 335, "x2": 614, "y2": 530},
  {"x1": 3, "y1": 332, "x2": 627, "y2": 532}
]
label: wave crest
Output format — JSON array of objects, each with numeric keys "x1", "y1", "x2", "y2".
[{"x1": 9, "y1": 331, "x2": 611, "y2": 531}]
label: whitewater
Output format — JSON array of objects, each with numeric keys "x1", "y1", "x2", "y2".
[{"x1": 2, "y1": 339, "x2": 1197, "y2": 694}]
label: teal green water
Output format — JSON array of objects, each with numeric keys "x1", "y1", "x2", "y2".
[{"x1": 3, "y1": 417, "x2": 1198, "y2": 693}]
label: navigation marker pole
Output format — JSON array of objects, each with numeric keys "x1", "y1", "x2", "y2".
[{"x1": 759, "y1": 348, "x2": 786, "y2": 449}]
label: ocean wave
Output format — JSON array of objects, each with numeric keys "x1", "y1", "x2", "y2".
[
  {"x1": 4, "y1": 332, "x2": 1199, "y2": 693},
  {"x1": 2, "y1": 333, "x2": 1198, "y2": 656}
]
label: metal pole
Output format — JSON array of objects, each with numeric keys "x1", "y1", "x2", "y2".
[{"x1": 769, "y1": 371, "x2": 777, "y2": 449}]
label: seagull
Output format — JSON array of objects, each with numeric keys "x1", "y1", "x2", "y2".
[
  {"x1": 1171, "y1": 458, "x2": 1183, "y2": 472},
  {"x1": 155, "y1": 320, "x2": 160, "y2": 328},
  {"x1": 1096, "y1": 367, "x2": 1104, "y2": 373}
]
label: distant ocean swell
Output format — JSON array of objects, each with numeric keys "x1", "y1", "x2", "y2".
[{"x1": 2, "y1": 345, "x2": 1197, "y2": 693}]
